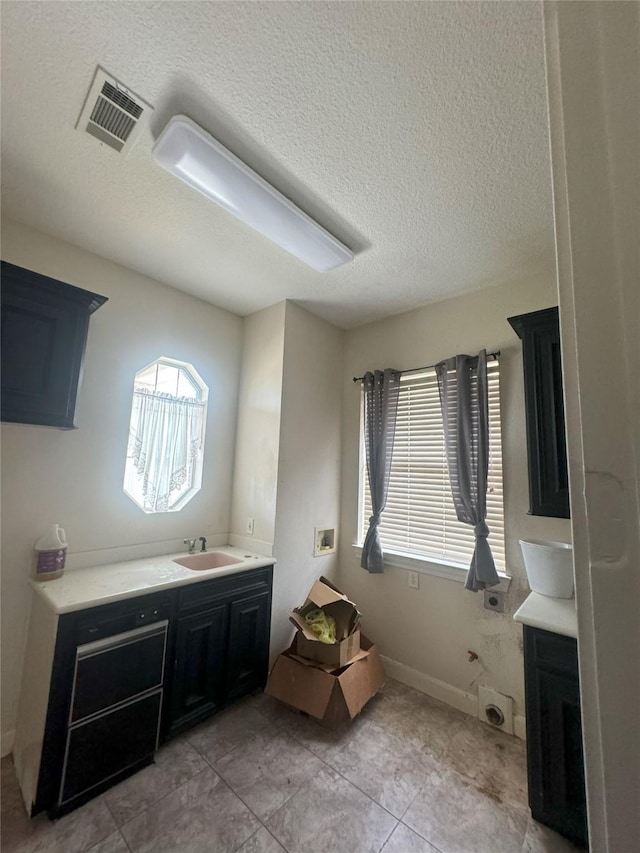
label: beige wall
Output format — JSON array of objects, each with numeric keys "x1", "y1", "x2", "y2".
[
  {"x1": 1, "y1": 219, "x2": 243, "y2": 751},
  {"x1": 230, "y1": 302, "x2": 286, "y2": 555},
  {"x1": 338, "y1": 276, "x2": 571, "y2": 721},
  {"x1": 229, "y1": 299, "x2": 344, "y2": 660},
  {"x1": 271, "y1": 302, "x2": 343, "y2": 659}
]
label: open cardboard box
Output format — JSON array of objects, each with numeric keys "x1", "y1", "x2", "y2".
[
  {"x1": 289, "y1": 576, "x2": 362, "y2": 668},
  {"x1": 265, "y1": 634, "x2": 385, "y2": 728}
]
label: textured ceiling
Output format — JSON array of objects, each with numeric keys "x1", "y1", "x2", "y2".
[{"x1": 0, "y1": 1, "x2": 554, "y2": 328}]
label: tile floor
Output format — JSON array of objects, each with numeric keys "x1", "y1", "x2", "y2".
[{"x1": 1, "y1": 679, "x2": 585, "y2": 853}]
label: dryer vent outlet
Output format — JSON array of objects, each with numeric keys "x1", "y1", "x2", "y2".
[{"x1": 478, "y1": 685, "x2": 514, "y2": 735}]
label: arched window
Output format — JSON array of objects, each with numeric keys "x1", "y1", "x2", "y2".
[{"x1": 124, "y1": 357, "x2": 208, "y2": 513}]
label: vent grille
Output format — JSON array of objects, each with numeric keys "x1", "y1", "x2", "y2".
[
  {"x1": 90, "y1": 96, "x2": 137, "y2": 143},
  {"x1": 77, "y1": 67, "x2": 153, "y2": 155},
  {"x1": 100, "y1": 81, "x2": 143, "y2": 119}
]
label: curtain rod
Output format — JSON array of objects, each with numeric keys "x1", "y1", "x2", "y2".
[{"x1": 352, "y1": 351, "x2": 500, "y2": 383}]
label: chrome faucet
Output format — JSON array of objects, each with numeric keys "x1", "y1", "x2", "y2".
[
  {"x1": 199, "y1": 536, "x2": 207, "y2": 552},
  {"x1": 184, "y1": 538, "x2": 197, "y2": 554}
]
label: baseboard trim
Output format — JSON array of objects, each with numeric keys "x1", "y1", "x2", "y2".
[
  {"x1": 380, "y1": 655, "x2": 526, "y2": 741},
  {"x1": 1, "y1": 729, "x2": 15, "y2": 758},
  {"x1": 514, "y1": 714, "x2": 527, "y2": 741}
]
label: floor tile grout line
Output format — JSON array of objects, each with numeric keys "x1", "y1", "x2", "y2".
[
  {"x1": 98, "y1": 796, "x2": 134, "y2": 853},
  {"x1": 192, "y1": 733, "x2": 301, "y2": 847},
  {"x1": 277, "y1": 708, "x2": 519, "y2": 851},
  {"x1": 380, "y1": 819, "x2": 447, "y2": 853},
  {"x1": 302, "y1": 712, "x2": 454, "y2": 827},
  {"x1": 183, "y1": 714, "x2": 273, "y2": 765},
  {"x1": 229, "y1": 824, "x2": 264, "y2": 853},
  {"x1": 114, "y1": 763, "x2": 274, "y2": 853},
  {"x1": 116, "y1": 762, "x2": 218, "y2": 839},
  {"x1": 235, "y1": 727, "x2": 405, "y2": 840},
  {"x1": 397, "y1": 817, "x2": 447, "y2": 853},
  {"x1": 301, "y1": 736, "x2": 409, "y2": 825},
  {"x1": 376, "y1": 817, "x2": 401, "y2": 853}
]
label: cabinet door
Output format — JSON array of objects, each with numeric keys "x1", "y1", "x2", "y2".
[
  {"x1": 508, "y1": 307, "x2": 570, "y2": 518},
  {"x1": 169, "y1": 604, "x2": 227, "y2": 735},
  {"x1": 226, "y1": 590, "x2": 271, "y2": 701},
  {"x1": 524, "y1": 628, "x2": 587, "y2": 847},
  {"x1": 1, "y1": 261, "x2": 107, "y2": 428}
]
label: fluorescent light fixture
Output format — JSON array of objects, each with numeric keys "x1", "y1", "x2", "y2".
[{"x1": 152, "y1": 115, "x2": 354, "y2": 272}]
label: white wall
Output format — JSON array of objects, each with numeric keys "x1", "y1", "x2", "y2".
[
  {"x1": 1, "y1": 219, "x2": 243, "y2": 753},
  {"x1": 544, "y1": 3, "x2": 640, "y2": 849},
  {"x1": 338, "y1": 277, "x2": 571, "y2": 723},
  {"x1": 271, "y1": 302, "x2": 343, "y2": 660},
  {"x1": 229, "y1": 302, "x2": 286, "y2": 556}
]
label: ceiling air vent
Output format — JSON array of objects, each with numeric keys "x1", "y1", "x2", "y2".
[{"x1": 77, "y1": 67, "x2": 153, "y2": 155}]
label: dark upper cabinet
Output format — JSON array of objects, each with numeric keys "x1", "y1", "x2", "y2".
[
  {"x1": 508, "y1": 307, "x2": 570, "y2": 518},
  {"x1": 1, "y1": 261, "x2": 107, "y2": 429}
]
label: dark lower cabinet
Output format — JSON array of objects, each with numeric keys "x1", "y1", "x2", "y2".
[
  {"x1": 166, "y1": 566, "x2": 273, "y2": 735},
  {"x1": 226, "y1": 589, "x2": 271, "y2": 700},
  {"x1": 169, "y1": 604, "x2": 228, "y2": 735},
  {"x1": 34, "y1": 565, "x2": 273, "y2": 817},
  {"x1": 523, "y1": 626, "x2": 588, "y2": 848}
]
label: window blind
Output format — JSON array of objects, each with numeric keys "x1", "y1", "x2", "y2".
[{"x1": 361, "y1": 360, "x2": 505, "y2": 570}]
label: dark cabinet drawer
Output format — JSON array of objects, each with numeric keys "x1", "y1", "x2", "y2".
[
  {"x1": 60, "y1": 690, "x2": 162, "y2": 807},
  {"x1": 178, "y1": 566, "x2": 271, "y2": 612},
  {"x1": 71, "y1": 624, "x2": 167, "y2": 723}
]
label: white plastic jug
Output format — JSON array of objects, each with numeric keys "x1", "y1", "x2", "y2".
[
  {"x1": 519, "y1": 539, "x2": 574, "y2": 598},
  {"x1": 33, "y1": 524, "x2": 68, "y2": 581}
]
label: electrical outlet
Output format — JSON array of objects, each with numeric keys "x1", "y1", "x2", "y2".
[
  {"x1": 246, "y1": 517, "x2": 254, "y2": 535},
  {"x1": 408, "y1": 571, "x2": 419, "y2": 589},
  {"x1": 484, "y1": 589, "x2": 505, "y2": 612}
]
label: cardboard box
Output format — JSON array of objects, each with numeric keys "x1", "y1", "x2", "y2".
[
  {"x1": 289, "y1": 576, "x2": 361, "y2": 668},
  {"x1": 265, "y1": 634, "x2": 385, "y2": 728},
  {"x1": 295, "y1": 628, "x2": 361, "y2": 669}
]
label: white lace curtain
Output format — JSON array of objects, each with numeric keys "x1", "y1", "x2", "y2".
[{"x1": 127, "y1": 389, "x2": 205, "y2": 513}]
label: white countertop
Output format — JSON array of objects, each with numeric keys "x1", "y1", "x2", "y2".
[
  {"x1": 30, "y1": 546, "x2": 275, "y2": 614},
  {"x1": 513, "y1": 591, "x2": 577, "y2": 639}
]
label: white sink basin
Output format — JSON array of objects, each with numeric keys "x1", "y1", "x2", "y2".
[
  {"x1": 519, "y1": 539, "x2": 574, "y2": 598},
  {"x1": 173, "y1": 552, "x2": 243, "y2": 571}
]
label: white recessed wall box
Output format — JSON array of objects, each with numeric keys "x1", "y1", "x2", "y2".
[
  {"x1": 152, "y1": 115, "x2": 354, "y2": 272},
  {"x1": 313, "y1": 527, "x2": 336, "y2": 557}
]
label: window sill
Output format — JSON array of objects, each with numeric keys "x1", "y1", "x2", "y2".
[{"x1": 351, "y1": 544, "x2": 512, "y2": 592}]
